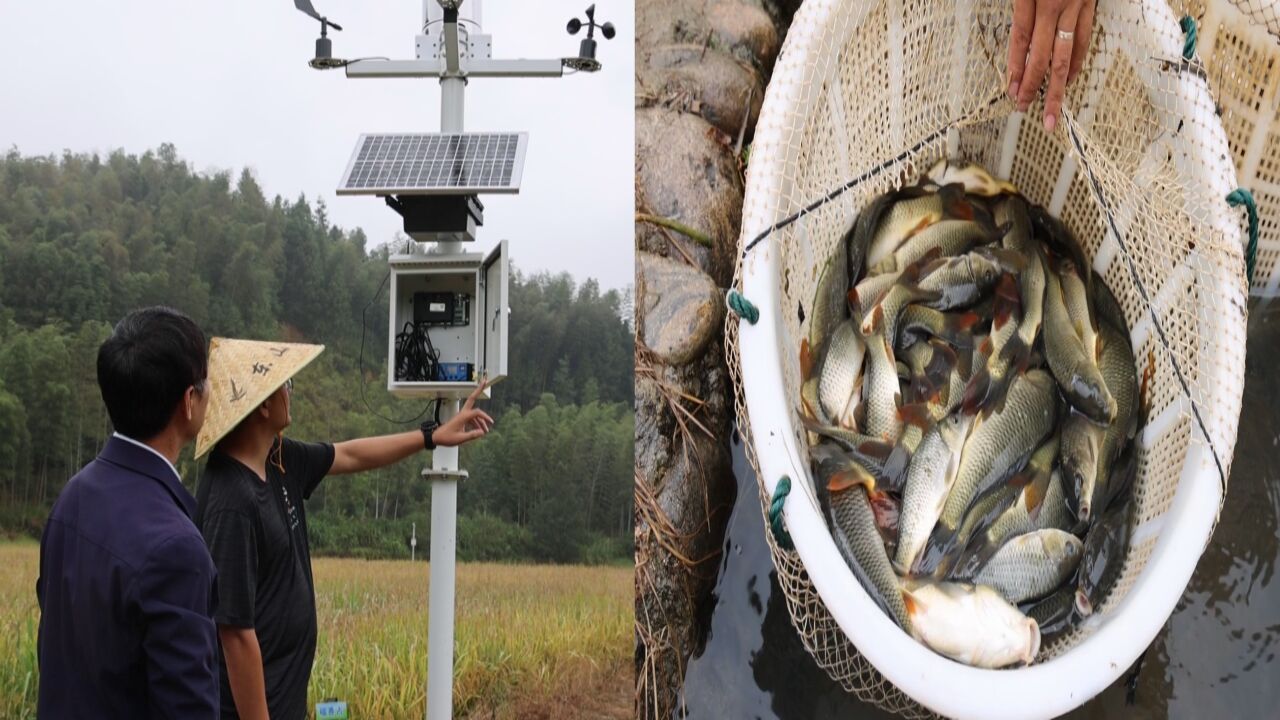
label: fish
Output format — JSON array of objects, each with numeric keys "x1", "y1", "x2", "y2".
[
  {"x1": 897, "y1": 305, "x2": 980, "y2": 351},
  {"x1": 950, "y1": 437, "x2": 1065, "y2": 579},
  {"x1": 961, "y1": 273, "x2": 1024, "y2": 415},
  {"x1": 862, "y1": 306, "x2": 903, "y2": 442},
  {"x1": 918, "y1": 369, "x2": 1059, "y2": 574},
  {"x1": 1075, "y1": 500, "x2": 1132, "y2": 616},
  {"x1": 813, "y1": 445, "x2": 911, "y2": 629},
  {"x1": 1058, "y1": 258, "x2": 1099, "y2": 362},
  {"x1": 894, "y1": 412, "x2": 974, "y2": 574},
  {"x1": 799, "y1": 418, "x2": 900, "y2": 492},
  {"x1": 864, "y1": 184, "x2": 976, "y2": 270},
  {"x1": 1042, "y1": 249, "x2": 1116, "y2": 423},
  {"x1": 917, "y1": 246, "x2": 1026, "y2": 310},
  {"x1": 807, "y1": 247, "x2": 850, "y2": 378},
  {"x1": 1059, "y1": 410, "x2": 1105, "y2": 523},
  {"x1": 996, "y1": 195, "x2": 1044, "y2": 359},
  {"x1": 925, "y1": 158, "x2": 1019, "y2": 197},
  {"x1": 1088, "y1": 321, "x2": 1139, "y2": 517},
  {"x1": 1089, "y1": 269, "x2": 1128, "y2": 333},
  {"x1": 902, "y1": 579, "x2": 1040, "y2": 668},
  {"x1": 974, "y1": 528, "x2": 1084, "y2": 604},
  {"x1": 1023, "y1": 586, "x2": 1079, "y2": 643},
  {"x1": 818, "y1": 320, "x2": 865, "y2": 428},
  {"x1": 870, "y1": 219, "x2": 1002, "y2": 276},
  {"x1": 1061, "y1": 321, "x2": 1138, "y2": 522}
]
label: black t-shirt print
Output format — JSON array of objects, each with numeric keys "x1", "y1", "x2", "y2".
[{"x1": 195, "y1": 437, "x2": 334, "y2": 720}]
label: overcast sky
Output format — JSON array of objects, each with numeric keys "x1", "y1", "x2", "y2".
[{"x1": 1, "y1": 0, "x2": 634, "y2": 291}]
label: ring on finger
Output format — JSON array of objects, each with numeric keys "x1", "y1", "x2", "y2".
[{"x1": 1056, "y1": 29, "x2": 1074, "y2": 42}]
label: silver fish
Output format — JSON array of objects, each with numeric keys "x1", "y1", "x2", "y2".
[
  {"x1": 819, "y1": 320, "x2": 865, "y2": 429},
  {"x1": 814, "y1": 445, "x2": 911, "y2": 629},
  {"x1": 974, "y1": 528, "x2": 1084, "y2": 604},
  {"x1": 870, "y1": 220, "x2": 999, "y2": 276},
  {"x1": 1043, "y1": 251, "x2": 1116, "y2": 423},
  {"x1": 862, "y1": 306, "x2": 903, "y2": 442},
  {"x1": 895, "y1": 412, "x2": 973, "y2": 573},
  {"x1": 996, "y1": 195, "x2": 1044, "y2": 356}
]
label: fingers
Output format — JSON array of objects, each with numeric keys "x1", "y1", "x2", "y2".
[
  {"x1": 461, "y1": 375, "x2": 489, "y2": 411},
  {"x1": 1067, "y1": 0, "x2": 1095, "y2": 85},
  {"x1": 1008, "y1": 0, "x2": 1036, "y2": 100},
  {"x1": 1043, "y1": 0, "x2": 1082, "y2": 132},
  {"x1": 1017, "y1": 2, "x2": 1061, "y2": 111}
]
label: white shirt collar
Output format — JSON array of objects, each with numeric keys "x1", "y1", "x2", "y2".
[{"x1": 112, "y1": 432, "x2": 182, "y2": 484}]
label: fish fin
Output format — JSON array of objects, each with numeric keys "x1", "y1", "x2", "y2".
[
  {"x1": 937, "y1": 311, "x2": 980, "y2": 349},
  {"x1": 978, "y1": 371, "x2": 1015, "y2": 419},
  {"x1": 827, "y1": 465, "x2": 877, "y2": 493},
  {"x1": 978, "y1": 246, "x2": 1029, "y2": 273},
  {"x1": 960, "y1": 364, "x2": 991, "y2": 416},
  {"x1": 847, "y1": 287, "x2": 863, "y2": 319},
  {"x1": 903, "y1": 591, "x2": 919, "y2": 617},
  {"x1": 869, "y1": 304, "x2": 885, "y2": 335},
  {"x1": 908, "y1": 373, "x2": 936, "y2": 404},
  {"x1": 937, "y1": 182, "x2": 973, "y2": 220},
  {"x1": 800, "y1": 339, "x2": 814, "y2": 381},
  {"x1": 897, "y1": 402, "x2": 933, "y2": 428},
  {"x1": 881, "y1": 444, "x2": 913, "y2": 491}
]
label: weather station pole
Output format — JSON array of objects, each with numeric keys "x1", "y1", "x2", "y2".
[{"x1": 293, "y1": 1, "x2": 614, "y2": 718}]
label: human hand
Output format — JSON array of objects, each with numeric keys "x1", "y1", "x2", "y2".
[
  {"x1": 1007, "y1": 0, "x2": 1096, "y2": 133},
  {"x1": 432, "y1": 377, "x2": 495, "y2": 447}
]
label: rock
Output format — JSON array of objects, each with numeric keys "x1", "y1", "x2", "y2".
[
  {"x1": 638, "y1": 253, "x2": 725, "y2": 366},
  {"x1": 706, "y1": 2, "x2": 780, "y2": 70},
  {"x1": 635, "y1": 340, "x2": 734, "y2": 720},
  {"x1": 636, "y1": 107, "x2": 742, "y2": 287},
  {"x1": 639, "y1": 45, "x2": 765, "y2": 139}
]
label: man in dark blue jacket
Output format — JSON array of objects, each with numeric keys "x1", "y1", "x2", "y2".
[{"x1": 36, "y1": 306, "x2": 220, "y2": 718}]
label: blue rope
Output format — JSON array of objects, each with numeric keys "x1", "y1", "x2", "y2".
[
  {"x1": 768, "y1": 475, "x2": 794, "y2": 550},
  {"x1": 727, "y1": 289, "x2": 760, "y2": 324},
  {"x1": 1180, "y1": 16, "x2": 1198, "y2": 60},
  {"x1": 1227, "y1": 188, "x2": 1259, "y2": 285}
]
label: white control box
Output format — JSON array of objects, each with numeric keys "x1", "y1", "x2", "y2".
[{"x1": 386, "y1": 239, "x2": 508, "y2": 399}]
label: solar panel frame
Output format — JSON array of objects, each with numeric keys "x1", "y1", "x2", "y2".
[{"x1": 336, "y1": 132, "x2": 528, "y2": 195}]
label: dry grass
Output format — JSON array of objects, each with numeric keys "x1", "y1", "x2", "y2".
[{"x1": 0, "y1": 544, "x2": 631, "y2": 719}]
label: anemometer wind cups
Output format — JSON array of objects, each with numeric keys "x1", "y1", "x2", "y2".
[{"x1": 194, "y1": 338, "x2": 325, "y2": 458}]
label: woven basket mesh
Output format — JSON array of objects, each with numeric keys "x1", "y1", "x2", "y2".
[
  {"x1": 725, "y1": 0, "x2": 1248, "y2": 714},
  {"x1": 1167, "y1": 0, "x2": 1280, "y2": 295}
]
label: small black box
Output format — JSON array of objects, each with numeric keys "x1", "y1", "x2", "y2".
[{"x1": 414, "y1": 292, "x2": 456, "y2": 325}]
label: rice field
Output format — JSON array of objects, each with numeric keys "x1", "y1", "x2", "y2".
[{"x1": 0, "y1": 543, "x2": 632, "y2": 719}]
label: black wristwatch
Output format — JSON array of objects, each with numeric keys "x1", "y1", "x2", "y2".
[{"x1": 420, "y1": 421, "x2": 439, "y2": 450}]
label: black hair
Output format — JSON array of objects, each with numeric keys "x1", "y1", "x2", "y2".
[{"x1": 97, "y1": 306, "x2": 208, "y2": 441}]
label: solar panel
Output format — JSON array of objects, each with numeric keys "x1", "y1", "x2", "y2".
[{"x1": 337, "y1": 132, "x2": 528, "y2": 195}]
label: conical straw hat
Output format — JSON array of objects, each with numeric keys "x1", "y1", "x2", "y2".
[{"x1": 195, "y1": 337, "x2": 325, "y2": 458}]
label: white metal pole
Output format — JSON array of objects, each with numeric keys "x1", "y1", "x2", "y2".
[{"x1": 426, "y1": 399, "x2": 461, "y2": 720}]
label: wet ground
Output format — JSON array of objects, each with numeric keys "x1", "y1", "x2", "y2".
[{"x1": 679, "y1": 300, "x2": 1280, "y2": 719}]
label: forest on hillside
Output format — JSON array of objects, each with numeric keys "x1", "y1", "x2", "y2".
[{"x1": 0, "y1": 145, "x2": 634, "y2": 563}]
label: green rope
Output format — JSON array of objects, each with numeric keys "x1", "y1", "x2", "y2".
[
  {"x1": 727, "y1": 289, "x2": 760, "y2": 324},
  {"x1": 1180, "y1": 16, "x2": 1198, "y2": 60},
  {"x1": 1227, "y1": 188, "x2": 1260, "y2": 285},
  {"x1": 768, "y1": 475, "x2": 794, "y2": 550}
]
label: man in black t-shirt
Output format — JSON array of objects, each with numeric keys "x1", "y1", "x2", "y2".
[{"x1": 191, "y1": 338, "x2": 492, "y2": 719}]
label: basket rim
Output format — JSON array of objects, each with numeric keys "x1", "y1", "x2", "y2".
[{"x1": 732, "y1": 0, "x2": 1245, "y2": 717}]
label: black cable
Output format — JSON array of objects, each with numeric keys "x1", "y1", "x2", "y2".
[{"x1": 358, "y1": 263, "x2": 437, "y2": 425}]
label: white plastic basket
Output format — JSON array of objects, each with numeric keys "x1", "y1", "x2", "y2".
[
  {"x1": 1168, "y1": 0, "x2": 1280, "y2": 296},
  {"x1": 727, "y1": 0, "x2": 1249, "y2": 717}
]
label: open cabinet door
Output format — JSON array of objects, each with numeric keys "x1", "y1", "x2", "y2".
[{"x1": 480, "y1": 239, "x2": 509, "y2": 385}]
